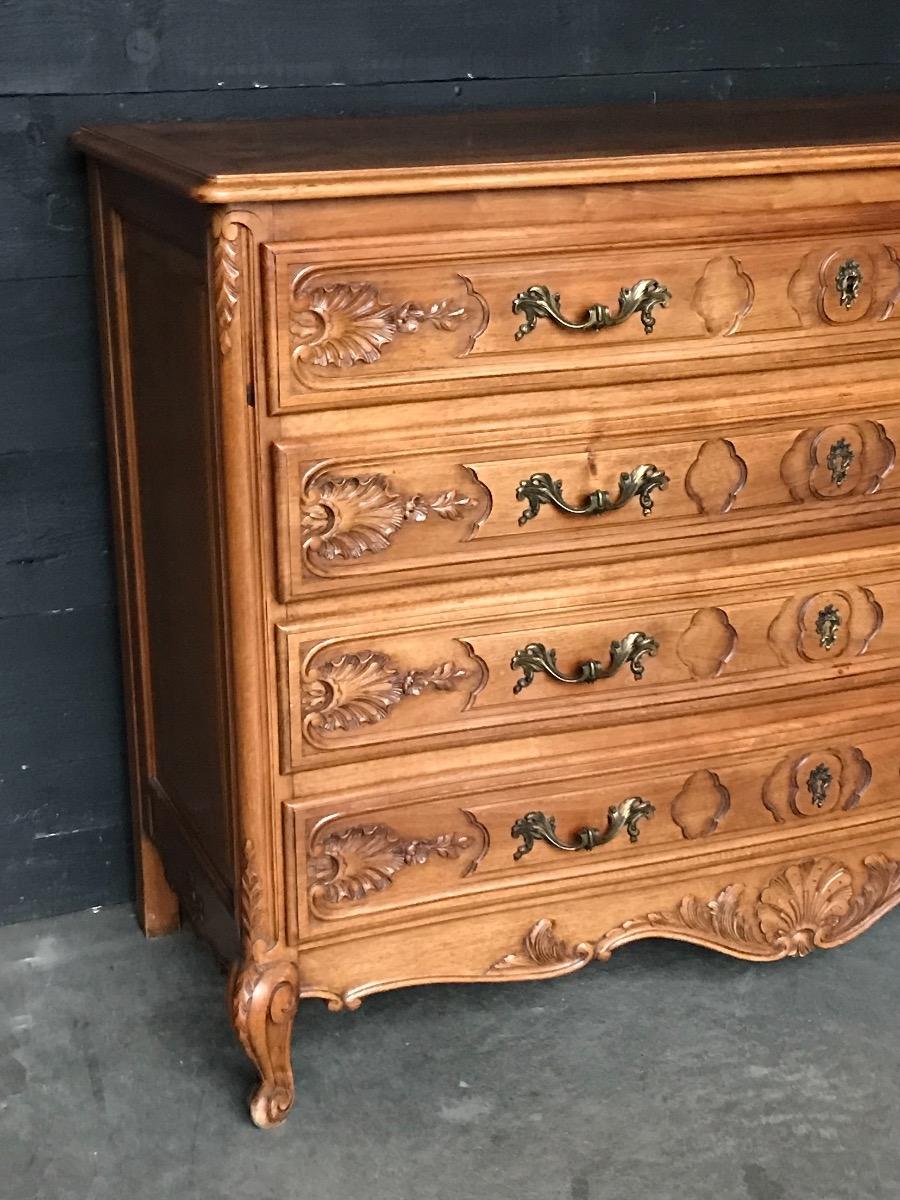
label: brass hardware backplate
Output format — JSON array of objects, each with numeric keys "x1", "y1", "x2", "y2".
[
  {"x1": 512, "y1": 279, "x2": 671, "y2": 341},
  {"x1": 816, "y1": 604, "x2": 842, "y2": 650},
  {"x1": 511, "y1": 796, "x2": 655, "y2": 861},
  {"x1": 807, "y1": 763, "x2": 833, "y2": 808},
  {"x1": 517, "y1": 464, "x2": 669, "y2": 526},
  {"x1": 835, "y1": 259, "x2": 862, "y2": 309},
  {"x1": 510, "y1": 631, "x2": 658, "y2": 694}
]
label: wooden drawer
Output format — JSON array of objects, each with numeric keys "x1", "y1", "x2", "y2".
[
  {"x1": 265, "y1": 215, "x2": 900, "y2": 413},
  {"x1": 276, "y1": 559, "x2": 900, "y2": 771},
  {"x1": 273, "y1": 411, "x2": 898, "y2": 599},
  {"x1": 285, "y1": 706, "x2": 900, "y2": 932}
]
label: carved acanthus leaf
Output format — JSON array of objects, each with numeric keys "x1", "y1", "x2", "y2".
[
  {"x1": 239, "y1": 839, "x2": 272, "y2": 958},
  {"x1": 828, "y1": 853, "x2": 900, "y2": 940},
  {"x1": 213, "y1": 220, "x2": 240, "y2": 355},
  {"x1": 308, "y1": 822, "x2": 474, "y2": 907},
  {"x1": 488, "y1": 918, "x2": 592, "y2": 974},
  {"x1": 301, "y1": 472, "x2": 482, "y2": 565},
  {"x1": 290, "y1": 278, "x2": 479, "y2": 371},
  {"x1": 488, "y1": 855, "x2": 900, "y2": 976},
  {"x1": 302, "y1": 649, "x2": 472, "y2": 736}
]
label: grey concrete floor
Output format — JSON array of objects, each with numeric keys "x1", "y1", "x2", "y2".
[{"x1": 2, "y1": 905, "x2": 900, "y2": 1200}]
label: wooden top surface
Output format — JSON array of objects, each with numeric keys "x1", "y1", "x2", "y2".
[{"x1": 74, "y1": 94, "x2": 900, "y2": 202}]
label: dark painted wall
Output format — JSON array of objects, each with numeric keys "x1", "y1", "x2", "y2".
[{"x1": 3, "y1": 2, "x2": 900, "y2": 924}]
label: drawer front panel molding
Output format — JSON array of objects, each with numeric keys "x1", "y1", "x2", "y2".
[
  {"x1": 286, "y1": 720, "x2": 899, "y2": 927},
  {"x1": 277, "y1": 577, "x2": 898, "y2": 768},
  {"x1": 267, "y1": 235, "x2": 900, "y2": 410},
  {"x1": 272, "y1": 415, "x2": 898, "y2": 598}
]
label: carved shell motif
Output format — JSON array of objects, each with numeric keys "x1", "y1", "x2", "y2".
[
  {"x1": 309, "y1": 819, "x2": 483, "y2": 908},
  {"x1": 756, "y1": 859, "x2": 853, "y2": 956},
  {"x1": 488, "y1": 854, "x2": 900, "y2": 975},
  {"x1": 290, "y1": 276, "x2": 484, "y2": 372},
  {"x1": 302, "y1": 650, "x2": 475, "y2": 737},
  {"x1": 301, "y1": 472, "x2": 482, "y2": 565},
  {"x1": 303, "y1": 476, "x2": 407, "y2": 561}
]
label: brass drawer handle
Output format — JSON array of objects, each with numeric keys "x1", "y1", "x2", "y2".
[
  {"x1": 517, "y1": 465, "x2": 669, "y2": 526},
  {"x1": 511, "y1": 796, "x2": 655, "y2": 861},
  {"x1": 510, "y1": 631, "x2": 658, "y2": 695},
  {"x1": 512, "y1": 278, "x2": 671, "y2": 341}
]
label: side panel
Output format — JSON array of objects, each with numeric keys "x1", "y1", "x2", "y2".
[
  {"x1": 89, "y1": 165, "x2": 239, "y2": 949},
  {"x1": 122, "y1": 220, "x2": 233, "y2": 882}
]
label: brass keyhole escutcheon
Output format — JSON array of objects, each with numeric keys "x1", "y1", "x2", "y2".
[
  {"x1": 807, "y1": 763, "x2": 833, "y2": 808},
  {"x1": 826, "y1": 438, "x2": 854, "y2": 486},
  {"x1": 835, "y1": 259, "x2": 862, "y2": 309},
  {"x1": 816, "y1": 604, "x2": 841, "y2": 650}
]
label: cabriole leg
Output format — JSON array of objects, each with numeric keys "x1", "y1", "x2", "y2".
[{"x1": 230, "y1": 958, "x2": 301, "y2": 1128}]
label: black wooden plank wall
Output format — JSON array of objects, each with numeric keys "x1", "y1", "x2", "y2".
[{"x1": 3, "y1": 2, "x2": 900, "y2": 924}]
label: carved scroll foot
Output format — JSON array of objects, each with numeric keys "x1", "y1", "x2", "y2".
[{"x1": 230, "y1": 958, "x2": 301, "y2": 1129}]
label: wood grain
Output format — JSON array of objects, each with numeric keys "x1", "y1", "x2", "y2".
[
  {"x1": 78, "y1": 96, "x2": 900, "y2": 1126},
  {"x1": 75, "y1": 93, "x2": 900, "y2": 200}
]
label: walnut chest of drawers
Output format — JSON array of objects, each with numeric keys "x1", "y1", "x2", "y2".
[{"x1": 76, "y1": 95, "x2": 900, "y2": 1127}]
